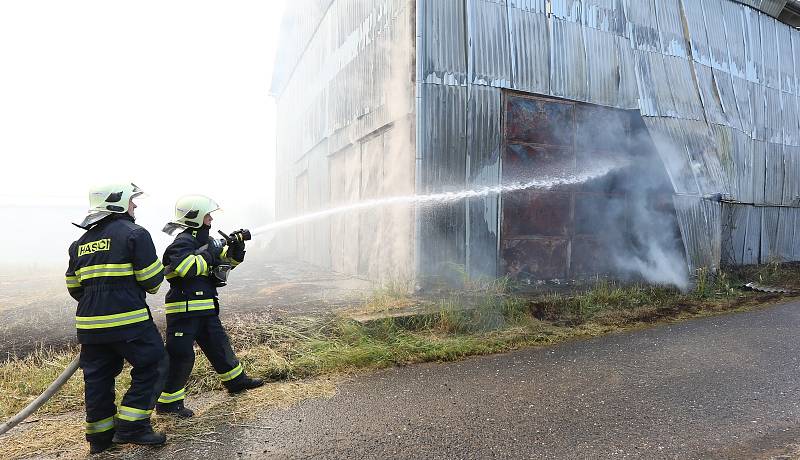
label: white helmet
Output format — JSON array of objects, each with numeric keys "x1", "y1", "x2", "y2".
[
  {"x1": 163, "y1": 195, "x2": 220, "y2": 234},
  {"x1": 75, "y1": 182, "x2": 143, "y2": 228}
]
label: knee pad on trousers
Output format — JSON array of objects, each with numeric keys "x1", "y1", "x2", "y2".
[
  {"x1": 166, "y1": 335, "x2": 196, "y2": 362},
  {"x1": 155, "y1": 353, "x2": 170, "y2": 381}
]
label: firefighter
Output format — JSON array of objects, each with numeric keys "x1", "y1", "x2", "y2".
[
  {"x1": 156, "y1": 195, "x2": 263, "y2": 418},
  {"x1": 65, "y1": 183, "x2": 168, "y2": 454}
]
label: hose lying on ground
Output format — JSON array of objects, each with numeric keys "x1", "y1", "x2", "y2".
[{"x1": 0, "y1": 355, "x2": 80, "y2": 435}]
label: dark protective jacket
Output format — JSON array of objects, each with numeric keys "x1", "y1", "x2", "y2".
[
  {"x1": 162, "y1": 226, "x2": 244, "y2": 320},
  {"x1": 65, "y1": 213, "x2": 165, "y2": 344}
]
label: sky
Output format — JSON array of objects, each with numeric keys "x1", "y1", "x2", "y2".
[{"x1": 0, "y1": 1, "x2": 286, "y2": 269}]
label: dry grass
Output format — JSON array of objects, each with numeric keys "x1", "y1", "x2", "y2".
[
  {"x1": 1, "y1": 377, "x2": 338, "y2": 459},
  {"x1": 1, "y1": 346, "x2": 85, "y2": 418}
]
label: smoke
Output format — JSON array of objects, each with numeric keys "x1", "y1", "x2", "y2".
[
  {"x1": 573, "y1": 114, "x2": 690, "y2": 290},
  {"x1": 601, "y1": 158, "x2": 690, "y2": 290}
]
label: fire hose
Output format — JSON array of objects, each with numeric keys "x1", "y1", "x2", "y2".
[
  {"x1": 0, "y1": 356, "x2": 80, "y2": 435},
  {"x1": 0, "y1": 229, "x2": 252, "y2": 436}
]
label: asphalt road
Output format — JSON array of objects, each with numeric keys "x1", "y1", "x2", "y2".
[{"x1": 133, "y1": 300, "x2": 800, "y2": 459}]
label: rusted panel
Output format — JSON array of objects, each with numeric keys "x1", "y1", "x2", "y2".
[
  {"x1": 571, "y1": 237, "x2": 612, "y2": 276},
  {"x1": 500, "y1": 93, "x2": 678, "y2": 282},
  {"x1": 573, "y1": 193, "x2": 627, "y2": 236},
  {"x1": 503, "y1": 144, "x2": 577, "y2": 184},
  {"x1": 575, "y1": 104, "x2": 631, "y2": 152},
  {"x1": 505, "y1": 97, "x2": 575, "y2": 145},
  {"x1": 502, "y1": 191, "x2": 572, "y2": 237},
  {"x1": 500, "y1": 238, "x2": 569, "y2": 280}
]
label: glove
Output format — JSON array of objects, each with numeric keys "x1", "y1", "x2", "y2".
[
  {"x1": 229, "y1": 244, "x2": 246, "y2": 264},
  {"x1": 228, "y1": 229, "x2": 248, "y2": 250}
]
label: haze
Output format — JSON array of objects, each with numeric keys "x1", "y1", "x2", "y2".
[{"x1": 0, "y1": 1, "x2": 285, "y2": 271}]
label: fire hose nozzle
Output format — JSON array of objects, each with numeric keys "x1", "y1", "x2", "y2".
[{"x1": 218, "y1": 229, "x2": 252, "y2": 246}]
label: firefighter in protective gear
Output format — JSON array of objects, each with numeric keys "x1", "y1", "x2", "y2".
[
  {"x1": 156, "y1": 195, "x2": 263, "y2": 418},
  {"x1": 65, "y1": 183, "x2": 169, "y2": 454}
]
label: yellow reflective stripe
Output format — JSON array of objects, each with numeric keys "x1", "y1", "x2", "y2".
[
  {"x1": 174, "y1": 255, "x2": 196, "y2": 277},
  {"x1": 219, "y1": 363, "x2": 243, "y2": 382},
  {"x1": 231, "y1": 259, "x2": 241, "y2": 268},
  {"x1": 85, "y1": 416, "x2": 115, "y2": 434},
  {"x1": 157, "y1": 388, "x2": 186, "y2": 403},
  {"x1": 165, "y1": 299, "x2": 215, "y2": 314},
  {"x1": 135, "y1": 259, "x2": 164, "y2": 282},
  {"x1": 117, "y1": 405, "x2": 152, "y2": 421},
  {"x1": 76, "y1": 263, "x2": 134, "y2": 281},
  {"x1": 187, "y1": 299, "x2": 215, "y2": 312},
  {"x1": 146, "y1": 282, "x2": 162, "y2": 294},
  {"x1": 165, "y1": 300, "x2": 186, "y2": 314},
  {"x1": 165, "y1": 270, "x2": 178, "y2": 280},
  {"x1": 195, "y1": 255, "x2": 208, "y2": 276},
  {"x1": 66, "y1": 275, "x2": 81, "y2": 288},
  {"x1": 76, "y1": 308, "x2": 150, "y2": 329},
  {"x1": 220, "y1": 246, "x2": 228, "y2": 259}
]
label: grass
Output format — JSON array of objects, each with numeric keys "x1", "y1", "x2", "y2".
[{"x1": 1, "y1": 263, "x2": 799, "y2": 458}]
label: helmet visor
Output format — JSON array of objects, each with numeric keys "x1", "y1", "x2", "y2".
[{"x1": 130, "y1": 183, "x2": 145, "y2": 200}]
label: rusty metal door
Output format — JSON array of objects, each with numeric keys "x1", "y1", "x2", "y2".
[{"x1": 500, "y1": 93, "x2": 632, "y2": 282}]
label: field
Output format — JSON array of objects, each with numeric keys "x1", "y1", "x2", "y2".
[{"x1": 0, "y1": 259, "x2": 372, "y2": 360}]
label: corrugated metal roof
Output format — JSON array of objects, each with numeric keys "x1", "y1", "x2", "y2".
[
  {"x1": 784, "y1": 145, "x2": 800, "y2": 204},
  {"x1": 270, "y1": 0, "x2": 334, "y2": 96},
  {"x1": 658, "y1": 0, "x2": 689, "y2": 58},
  {"x1": 761, "y1": 206, "x2": 781, "y2": 262},
  {"x1": 508, "y1": 7, "x2": 550, "y2": 94},
  {"x1": 469, "y1": 0, "x2": 513, "y2": 87},
  {"x1": 673, "y1": 195, "x2": 720, "y2": 272},
  {"x1": 704, "y1": 0, "x2": 732, "y2": 72},
  {"x1": 628, "y1": 0, "x2": 660, "y2": 53},
  {"x1": 743, "y1": 6, "x2": 763, "y2": 84},
  {"x1": 550, "y1": 18, "x2": 588, "y2": 101},
  {"x1": 420, "y1": 0, "x2": 468, "y2": 85},
  {"x1": 752, "y1": 139, "x2": 768, "y2": 203},
  {"x1": 584, "y1": 27, "x2": 621, "y2": 107},
  {"x1": 551, "y1": 0, "x2": 583, "y2": 22},
  {"x1": 776, "y1": 207, "x2": 798, "y2": 261},
  {"x1": 734, "y1": 0, "x2": 789, "y2": 18},
  {"x1": 765, "y1": 143, "x2": 786, "y2": 204}
]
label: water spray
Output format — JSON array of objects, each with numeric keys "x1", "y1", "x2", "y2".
[{"x1": 251, "y1": 161, "x2": 624, "y2": 237}]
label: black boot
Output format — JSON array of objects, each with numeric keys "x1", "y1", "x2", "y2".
[
  {"x1": 112, "y1": 420, "x2": 166, "y2": 446},
  {"x1": 226, "y1": 374, "x2": 264, "y2": 394},
  {"x1": 156, "y1": 400, "x2": 195, "y2": 418},
  {"x1": 88, "y1": 430, "x2": 115, "y2": 454},
  {"x1": 89, "y1": 438, "x2": 114, "y2": 454}
]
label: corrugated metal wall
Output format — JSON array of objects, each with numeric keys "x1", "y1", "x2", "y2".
[
  {"x1": 416, "y1": 0, "x2": 800, "y2": 279},
  {"x1": 273, "y1": 0, "x2": 416, "y2": 282}
]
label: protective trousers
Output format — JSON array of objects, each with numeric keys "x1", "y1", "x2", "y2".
[
  {"x1": 79, "y1": 325, "x2": 168, "y2": 443},
  {"x1": 159, "y1": 315, "x2": 244, "y2": 406}
]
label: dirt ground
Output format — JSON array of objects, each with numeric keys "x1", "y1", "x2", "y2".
[{"x1": 0, "y1": 258, "x2": 373, "y2": 360}]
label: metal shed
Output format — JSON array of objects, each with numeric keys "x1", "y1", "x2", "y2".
[{"x1": 271, "y1": 0, "x2": 800, "y2": 286}]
